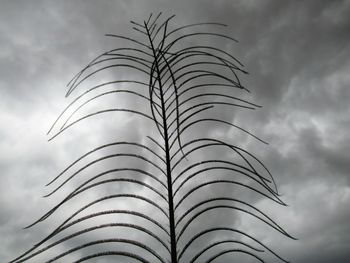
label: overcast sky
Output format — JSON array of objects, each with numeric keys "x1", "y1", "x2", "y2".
[{"x1": 1, "y1": 1, "x2": 350, "y2": 262}]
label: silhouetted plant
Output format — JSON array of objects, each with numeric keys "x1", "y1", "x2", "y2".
[{"x1": 12, "y1": 13, "x2": 294, "y2": 263}]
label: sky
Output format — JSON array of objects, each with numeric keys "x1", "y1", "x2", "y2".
[{"x1": 0, "y1": 0, "x2": 350, "y2": 262}]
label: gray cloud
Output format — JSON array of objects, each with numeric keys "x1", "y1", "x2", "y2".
[{"x1": 1, "y1": 0, "x2": 349, "y2": 262}]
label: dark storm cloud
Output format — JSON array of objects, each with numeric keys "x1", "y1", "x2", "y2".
[{"x1": 1, "y1": 0, "x2": 349, "y2": 262}]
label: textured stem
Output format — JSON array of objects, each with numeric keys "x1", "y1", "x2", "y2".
[
  {"x1": 144, "y1": 21, "x2": 178, "y2": 263},
  {"x1": 162, "y1": 84, "x2": 178, "y2": 263}
]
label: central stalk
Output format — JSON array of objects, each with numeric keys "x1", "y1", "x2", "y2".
[{"x1": 145, "y1": 22, "x2": 178, "y2": 263}]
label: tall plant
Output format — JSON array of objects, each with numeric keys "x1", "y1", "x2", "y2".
[{"x1": 12, "y1": 13, "x2": 294, "y2": 263}]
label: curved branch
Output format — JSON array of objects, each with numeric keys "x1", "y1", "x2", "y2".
[
  {"x1": 173, "y1": 166, "x2": 282, "y2": 204},
  {"x1": 178, "y1": 227, "x2": 289, "y2": 262},
  {"x1": 68, "y1": 63, "x2": 151, "y2": 97},
  {"x1": 165, "y1": 22, "x2": 227, "y2": 40},
  {"x1": 160, "y1": 53, "x2": 245, "y2": 96},
  {"x1": 75, "y1": 251, "x2": 151, "y2": 263},
  {"x1": 32, "y1": 169, "x2": 168, "y2": 228},
  {"x1": 176, "y1": 205, "x2": 293, "y2": 242},
  {"x1": 173, "y1": 160, "x2": 271, "y2": 189},
  {"x1": 166, "y1": 92, "x2": 259, "y2": 117},
  {"x1": 15, "y1": 223, "x2": 169, "y2": 263},
  {"x1": 172, "y1": 118, "x2": 267, "y2": 146},
  {"x1": 170, "y1": 138, "x2": 278, "y2": 194},
  {"x1": 44, "y1": 153, "x2": 166, "y2": 198},
  {"x1": 206, "y1": 249, "x2": 265, "y2": 263},
  {"x1": 27, "y1": 177, "x2": 168, "y2": 229},
  {"x1": 46, "y1": 141, "x2": 165, "y2": 186},
  {"x1": 164, "y1": 45, "x2": 246, "y2": 73},
  {"x1": 48, "y1": 108, "x2": 163, "y2": 141},
  {"x1": 175, "y1": 180, "x2": 286, "y2": 211},
  {"x1": 163, "y1": 32, "x2": 238, "y2": 58},
  {"x1": 190, "y1": 239, "x2": 264, "y2": 263},
  {"x1": 168, "y1": 106, "x2": 214, "y2": 148},
  {"x1": 166, "y1": 70, "x2": 242, "y2": 92},
  {"x1": 71, "y1": 178, "x2": 167, "y2": 202},
  {"x1": 47, "y1": 239, "x2": 166, "y2": 263},
  {"x1": 60, "y1": 89, "x2": 162, "y2": 132},
  {"x1": 49, "y1": 80, "x2": 151, "y2": 134},
  {"x1": 66, "y1": 46, "x2": 153, "y2": 94},
  {"x1": 105, "y1": 33, "x2": 151, "y2": 50}
]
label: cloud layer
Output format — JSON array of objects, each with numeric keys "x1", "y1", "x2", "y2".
[{"x1": 1, "y1": 1, "x2": 349, "y2": 262}]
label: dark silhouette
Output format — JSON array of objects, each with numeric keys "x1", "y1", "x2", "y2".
[{"x1": 11, "y1": 13, "x2": 294, "y2": 263}]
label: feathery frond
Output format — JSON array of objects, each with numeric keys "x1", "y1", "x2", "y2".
[{"x1": 12, "y1": 13, "x2": 294, "y2": 263}]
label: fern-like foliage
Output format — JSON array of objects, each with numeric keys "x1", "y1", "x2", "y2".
[{"x1": 12, "y1": 13, "x2": 295, "y2": 263}]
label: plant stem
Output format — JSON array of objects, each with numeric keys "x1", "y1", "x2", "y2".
[{"x1": 145, "y1": 22, "x2": 178, "y2": 263}]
